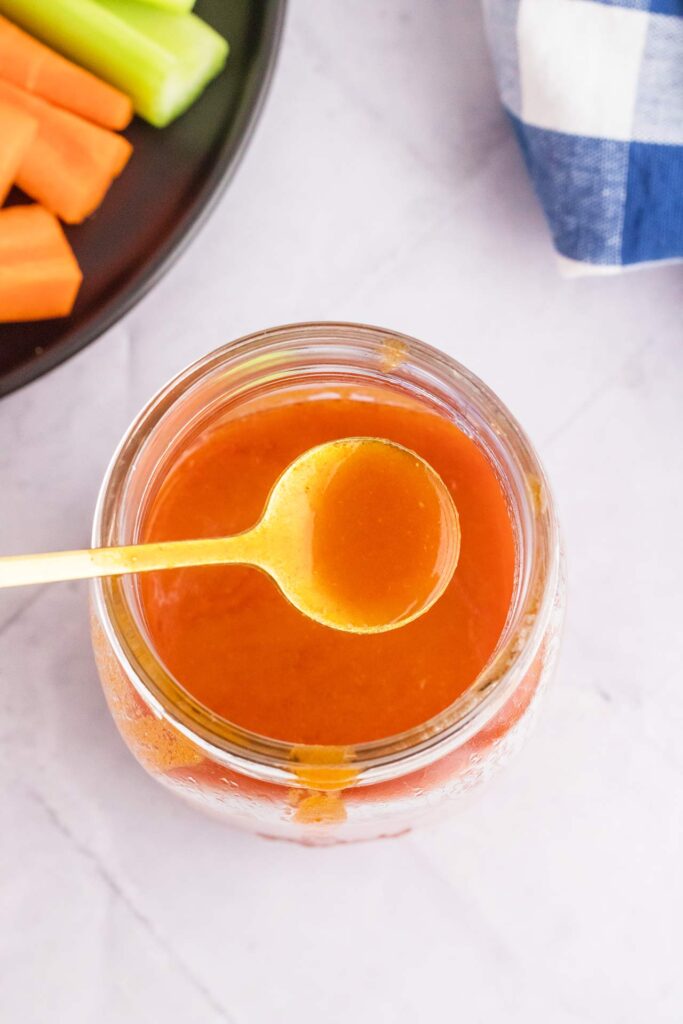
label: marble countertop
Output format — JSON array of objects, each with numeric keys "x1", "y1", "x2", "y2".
[{"x1": 1, "y1": 2, "x2": 681, "y2": 1021}]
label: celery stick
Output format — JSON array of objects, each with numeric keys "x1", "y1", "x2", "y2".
[
  {"x1": 132, "y1": 0, "x2": 195, "y2": 12},
  {"x1": 0, "y1": 0, "x2": 228, "y2": 127}
]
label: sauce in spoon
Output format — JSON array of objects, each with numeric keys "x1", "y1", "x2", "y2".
[
  {"x1": 282, "y1": 438, "x2": 459, "y2": 632},
  {"x1": 0, "y1": 438, "x2": 459, "y2": 635}
]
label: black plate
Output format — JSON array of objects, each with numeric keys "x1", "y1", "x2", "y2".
[{"x1": 0, "y1": 0, "x2": 286, "y2": 398}]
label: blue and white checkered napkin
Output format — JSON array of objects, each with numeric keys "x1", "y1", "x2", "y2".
[{"x1": 483, "y1": 0, "x2": 683, "y2": 275}]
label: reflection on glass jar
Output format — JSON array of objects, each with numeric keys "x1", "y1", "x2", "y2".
[{"x1": 90, "y1": 323, "x2": 564, "y2": 845}]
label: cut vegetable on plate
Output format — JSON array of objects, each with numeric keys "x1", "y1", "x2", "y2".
[
  {"x1": 0, "y1": 2, "x2": 235, "y2": 326},
  {"x1": 132, "y1": 0, "x2": 196, "y2": 11},
  {"x1": 0, "y1": 0, "x2": 279, "y2": 361},
  {"x1": 0, "y1": 14, "x2": 133, "y2": 129},
  {"x1": 0, "y1": 205, "x2": 83, "y2": 322},
  {"x1": 0, "y1": 99, "x2": 37, "y2": 204},
  {"x1": 0, "y1": 80, "x2": 132, "y2": 223},
  {"x1": 0, "y1": 0, "x2": 229, "y2": 127}
]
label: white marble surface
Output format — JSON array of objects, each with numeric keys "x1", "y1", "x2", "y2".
[{"x1": 1, "y1": 2, "x2": 682, "y2": 1021}]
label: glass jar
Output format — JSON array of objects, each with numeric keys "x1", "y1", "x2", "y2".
[{"x1": 91, "y1": 323, "x2": 564, "y2": 845}]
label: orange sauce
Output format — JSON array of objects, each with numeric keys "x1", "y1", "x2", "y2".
[
  {"x1": 304, "y1": 440, "x2": 458, "y2": 630},
  {"x1": 139, "y1": 384, "x2": 516, "y2": 745}
]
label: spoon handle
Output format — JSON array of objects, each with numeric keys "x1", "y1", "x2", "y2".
[{"x1": 0, "y1": 532, "x2": 262, "y2": 589}]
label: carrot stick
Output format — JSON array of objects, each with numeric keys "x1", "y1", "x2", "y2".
[
  {"x1": 0, "y1": 80, "x2": 132, "y2": 223},
  {"x1": 0, "y1": 0, "x2": 228, "y2": 128},
  {"x1": 0, "y1": 15, "x2": 133, "y2": 130},
  {"x1": 0, "y1": 98, "x2": 37, "y2": 204},
  {"x1": 0, "y1": 204, "x2": 82, "y2": 321}
]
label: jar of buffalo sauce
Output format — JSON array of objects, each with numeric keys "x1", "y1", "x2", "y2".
[{"x1": 90, "y1": 323, "x2": 564, "y2": 844}]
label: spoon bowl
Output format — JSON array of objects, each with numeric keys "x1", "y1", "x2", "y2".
[{"x1": 259, "y1": 438, "x2": 461, "y2": 632}]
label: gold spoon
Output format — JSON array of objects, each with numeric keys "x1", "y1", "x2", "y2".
[{"x1": 0, "y1": 438, "x2": 460, "y2": 634}]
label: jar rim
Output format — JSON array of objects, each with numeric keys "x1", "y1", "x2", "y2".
[{"x1": 92, "y1": 322, "x2": 561, "y2": 787}]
